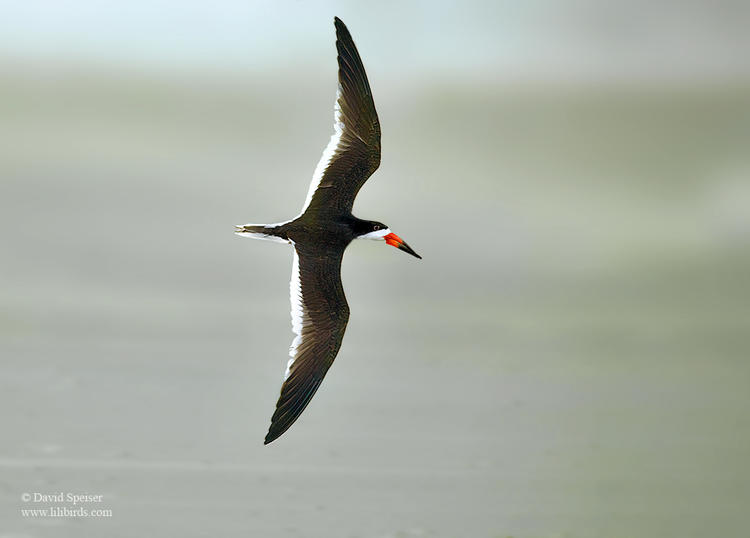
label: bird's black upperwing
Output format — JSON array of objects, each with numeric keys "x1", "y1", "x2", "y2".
[
  {"x1": 264, "y1": 243, "x2": 350, "y2": 444},
  {"x1": 299, "y1": 17, "x2": 381, "y2": 216}
]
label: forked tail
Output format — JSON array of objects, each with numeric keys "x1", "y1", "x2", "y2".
[{"x1": 234, "y1": 223, "x2": 290, "y2": 244}]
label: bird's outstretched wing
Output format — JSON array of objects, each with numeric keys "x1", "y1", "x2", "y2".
[
  {"x1": 299, "y1": 17, "x2": 381, "y2": 216},
  {"x1": 264, "y1": 243, "x2": 350, "y2": 444}
]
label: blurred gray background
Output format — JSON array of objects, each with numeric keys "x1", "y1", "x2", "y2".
[{"x1": 1, "y1": 1, "x2": 749, "y2": 537}]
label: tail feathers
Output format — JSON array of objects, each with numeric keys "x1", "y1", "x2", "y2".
[{"x1": 234, "y1": 223, "x2": 290, "y2": 244}]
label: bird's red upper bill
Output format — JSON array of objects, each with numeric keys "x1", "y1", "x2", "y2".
[{"x1": 384, "y1": 232, "x2": 421, "y2": 259}]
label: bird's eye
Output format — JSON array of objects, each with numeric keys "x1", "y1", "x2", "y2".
[{"x1": 374, "y1": 225, "x2": 381, "y2": 230}]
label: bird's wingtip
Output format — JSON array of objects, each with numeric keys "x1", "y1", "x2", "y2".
[{"x1": 264, "y1": 431, "x2": 278, "y2": 445}]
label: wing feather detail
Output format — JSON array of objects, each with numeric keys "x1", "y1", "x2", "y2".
[
  {"x1": 299, "y1": 17, "x2": 381, "y2": 216},
  {"x1": 299, "y1": 89, "x2": 345, "y2": 214},
  {"x1": 265, "y1": 244, "x2": 350, "y2": 444}
]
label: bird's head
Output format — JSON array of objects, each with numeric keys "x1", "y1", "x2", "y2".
[{"x1": 356, "y1": 221, "x2": 421, "y2": 259}]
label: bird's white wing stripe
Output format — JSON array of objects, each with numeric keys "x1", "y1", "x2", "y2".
[
  {"x1": 286, "y1": 244, "x2": 304, "y2": 380},
  {"x1": 299, "y1": 87, "x2": 345, "y2": 214}
]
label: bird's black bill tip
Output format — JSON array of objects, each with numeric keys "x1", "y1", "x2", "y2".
[
  {"x1": 385, "y1": 233, "x2": 421, "y2": 259},
  {"x1": 398, "y1": 242, "x2": 422, "y2": 259}
]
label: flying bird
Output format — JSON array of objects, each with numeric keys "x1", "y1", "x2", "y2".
[{"x1": 236, "y1": 17, "x2": 421, "y2": 445}]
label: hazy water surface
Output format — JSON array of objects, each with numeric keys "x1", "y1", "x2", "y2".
[{"x1": 1, "y1": 67, "x2": 749, "y2": 537}]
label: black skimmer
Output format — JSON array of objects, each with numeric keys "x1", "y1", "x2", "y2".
[{"x1": 236, "y1": 17, "x2": 421, "y2": 445}]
